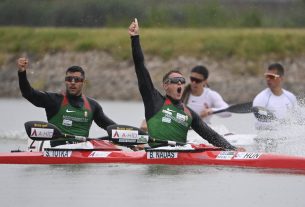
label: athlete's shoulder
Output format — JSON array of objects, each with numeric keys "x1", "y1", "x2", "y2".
[
  {"x1": 85, "y1": 96, "x2": 99, "y2": 105},
  {"x1": 283, "y1": 89, "x2": 296, "y2": 98},
  {"x1": 254, "y1": 88, "x2": 270, "y2": 98},
  {"x1": 45, "y1": 91, "x2": 63, "y2": 100},
  {"x1": 85, "y1": 96, "x2": 103, "y2": 111},
  {"x1": 253, "y1": 88, "x2": 270, "y2": 106},
  {"x1": 282, "y1": 89, "x2": 297, "y2": 103}
]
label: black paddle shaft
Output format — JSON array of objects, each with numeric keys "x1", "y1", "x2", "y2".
[{"x1": 213, "y1": 102, "x2": 253, "y2": 114}]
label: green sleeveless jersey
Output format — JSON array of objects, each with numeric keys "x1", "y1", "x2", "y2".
[
  {"x1": 49, "y1": 94, "x2": 93, "y2": 137},
  {"x1": 147, "y1": 99, "x2": 192, "y2": 145}
]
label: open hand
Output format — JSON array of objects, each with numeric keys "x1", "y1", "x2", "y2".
[
  {"x1": 17, "y1": 57, "x2": 29, "y2": 72},
  {"x1": 128, "y1": 18, "x2": 139, "y2": 36}
]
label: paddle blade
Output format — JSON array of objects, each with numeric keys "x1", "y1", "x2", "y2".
[
  {"x1": 24, "y1": 121, "x2": 63, "y2": 141},
  {"x1": 252, "y1": 106, "x2": 276, "y2": 122},
  {"x1": 106, "y1": 125, "x2": 149, "y2": 145}
]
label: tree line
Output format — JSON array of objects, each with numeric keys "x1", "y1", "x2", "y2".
[{"x1": 0, "y1": 0, "x2": 304, "y2": 28}]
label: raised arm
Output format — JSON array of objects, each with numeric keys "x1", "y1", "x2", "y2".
[
  {"x1": 17, "y1": 57, "x2": 58, "y2": 108},
  {"x1": 128, "y1": 19, "x2": 164, "y2": 120}
]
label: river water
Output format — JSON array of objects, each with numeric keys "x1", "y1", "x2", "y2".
[{"x1": 0, "y1": 99, "x2": 305, "y2": 207}]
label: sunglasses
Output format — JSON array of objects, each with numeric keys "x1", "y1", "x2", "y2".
[
  {"x1": 264, "y1": 73, "x2": 280, "y2": 80},
  {"x1": 190, "y1": 76, "x2": 204, "y2": 84},
  {"x1": 65, "y1": 76, "x2": 84, "y2": 83},
  {"x1": 165, "y1": 77, "x2": 186, "y2": 84}
]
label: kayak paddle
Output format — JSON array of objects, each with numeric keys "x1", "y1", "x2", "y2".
[
  {"x1": 213, "y1": 102, "x2": 253, "y2": 114},
  {"x1": 252, "y1": 106, "x2": 276, "y2": 122},
  {"x1": 24, "y1": 121, "x2": 186, "y2": 146},
  {"x1": 24, "y1": 121, "x2": 95, "y2": 142}
]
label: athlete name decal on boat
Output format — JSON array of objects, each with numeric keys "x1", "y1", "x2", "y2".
[
  {"x1": 147, "y1": 151, "x2": 178, "y2": 159},
  {"x1": 43, "y1": 150, "x2": 72, "y2": 157},
  {"x1": 234, "y1": 152, "x2": 262, "y2": 159},
  {"x1": 88, "y1": 151, "x2": 111, "y2": 158},
  {"x1": 30, "y1": 128, "x2": 54, "y2": 138},
  {"x1": 216, "y1": 151, "x2": 235, "y2": 160}
]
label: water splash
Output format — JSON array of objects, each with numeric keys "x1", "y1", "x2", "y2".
[{"x1": 255, "y1": 104, "x2": 305, "y2": 156}]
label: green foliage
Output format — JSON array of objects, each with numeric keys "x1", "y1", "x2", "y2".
[
  {"x1": 0, "y1": 0, "x2": 304, "y2": 28},
  {"x1": 0, "y1": 27, "x2": 304, "y2": 60}
]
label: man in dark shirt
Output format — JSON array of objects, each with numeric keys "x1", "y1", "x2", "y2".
[
  {"x1": 17, "y1": 57, "x2": 116, "y2": 147},
  {"x1": 128, "y1": 19, "x2": 237, "y2": 150}
]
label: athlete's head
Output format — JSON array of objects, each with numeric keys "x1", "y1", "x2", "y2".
[
  {"x1": 264, "y1": 63, "x2": 284, "y2": 90},
  {"x1": 163, "y1": 70, "x2": 186, "y2": 100},
  {"x1": 65, "y1": 66, "x2": 85, "y2": 96},
  {"x1": 189, "y1": 65, "x2": 209, "y2": 94},
  {"x1": 268, "y1": 63, "x2": 284, "y2": 76}
]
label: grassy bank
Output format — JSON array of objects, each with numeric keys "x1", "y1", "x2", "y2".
[{"x1": 0, "y1": 27, "x2": 305, "y2": 61}]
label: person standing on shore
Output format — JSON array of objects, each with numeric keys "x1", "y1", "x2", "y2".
[
  {"x1": 17, "y1": 57, "x2": 117, "y2": 147},
  {"x1": 182, "y1": 65, "x2": 231, "y2": 124},
  {"x1": 128, "y1": 18, "x2": 237, "y2": 150}
]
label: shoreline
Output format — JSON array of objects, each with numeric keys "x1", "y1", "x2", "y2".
[{"x1": 1, "y1": 51, "x2": 305, "y2": 103}]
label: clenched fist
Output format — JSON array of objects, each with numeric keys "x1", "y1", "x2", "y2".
[
  {"x1": 17, "y1": 57, "x2": 29, "y2": 72},
  {"x1": 128, "y1": 18, "x2": 139, "y2": 36}
]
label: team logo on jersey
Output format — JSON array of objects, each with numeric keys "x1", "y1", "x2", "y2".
[
  {"x1": 63, "y1": 119, "x2": 72, "y2": 126},
  {"x1": 162, "y1": 116, "x2": 171, "y2": 123},
  {"x1": 176, "y1": 113, "x2": 187, "y2": 122},
  {"x1": 162, "y1": 109, "x2": 172, "y2": 115}
]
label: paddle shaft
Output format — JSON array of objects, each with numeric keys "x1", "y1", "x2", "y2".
[{"x1": 212, "y1": 102, "x2": 253, "y2": 114}]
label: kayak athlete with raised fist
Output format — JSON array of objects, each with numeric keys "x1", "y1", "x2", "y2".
[
  {"x1": 17, "y1": 57, "x2": 116, "y2": 147},
  {"x1": 128, "y1": 18, "x2": 237, "y2": 150}
]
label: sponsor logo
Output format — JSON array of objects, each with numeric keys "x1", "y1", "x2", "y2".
[
  {"x1": 216, "y1": 151, "x2": 235, "y2": 160},
  {"x1": 162, "y1": 109, "x2": 172, "y2": 115},
  {"x1": 147, "y1": 151, "x2": 178, "y2": 159},
  {"x1": 30, "y1": 128, "x2": 54, "y2": 138},
  {"x1": 137, "y1": 135, "x2": 149, "y2": 143},
  {"x1": 43, "y1": 150, "x2": 72, "y2": 157},
  {"x1": 66, "y1": 109, "x2": 76, "y2": 113},
  {"x1": 234, "y1": 152, "x2": 262, "y2": 159},
  {"x1": 166, "y1": 108, "x2": 176, "y2": 113},
  {"x1": 88, "y1": 151, "x2": 111, "y2": 158},
  {"x1": 112, "y1": 129, "x2": 138, "y2": 139},
  {"x1": 176, "y1": 113, "x2": 187, "y2": 121},
  {"x1": 63, "y1": 119, "x2": 72, "y2": 126},
  {"x1": 162, "y1": 116, "x2": 171, "y2": 123}
]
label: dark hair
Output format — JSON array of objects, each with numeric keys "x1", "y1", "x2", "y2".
[
  {"x1": 268, "y1": 63, "x2": 284, "y2": 76},
  {"x1": 66, "y1": 66, "x2": 85, "y2": 78},
  {"x1": 162, "y1": 70, "x2": 183, "y2": 83},
  {"x1": 191, "y1": 65, "x2": 209, "y2": 80}
]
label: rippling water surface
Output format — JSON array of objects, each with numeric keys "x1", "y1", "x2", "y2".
[{"x1": 1, "y1": 99, "x2": 305, "y2": 207}]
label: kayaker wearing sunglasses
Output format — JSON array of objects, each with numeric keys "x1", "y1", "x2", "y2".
[
  {"x1": 182, "y1": 65, "x2": 231, "y2": 124},
  {"x1": 253, "y1": 63, "x2": 297, "y2": 130},
  {"x1": 128, "y1": 18, "x2": 237, "y2": 150},
  {"x1": 17, "y1": 58, "x2": 116, "y2": 147}
]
